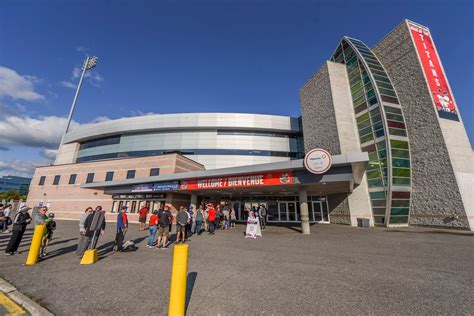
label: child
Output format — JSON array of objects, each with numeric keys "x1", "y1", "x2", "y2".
[{"x1": 41, "y1": 213, "x2": 57, "y2": 257}]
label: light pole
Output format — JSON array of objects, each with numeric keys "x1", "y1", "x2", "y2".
[{"x1": 59, "y1": 56, "x2": 99, "y2": 146}]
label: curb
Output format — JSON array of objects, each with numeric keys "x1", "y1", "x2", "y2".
[{"x1": 0, "y1": 278, "x2": 54, "y2": 316}]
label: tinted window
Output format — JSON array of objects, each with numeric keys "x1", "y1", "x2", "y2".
[
  {"x1": 127, "y1": 170, "x2": 136, "y2": 179},
  {"x1": 105, "y1": 171, "x2": 114, "y2": 181},
  {"x1": 69, "y1": 174, "x2": 77, "y2": 184},
  {"x1": 86, "y1": 173, "x2": 95, "y2": 184},
  {"x1": 150, "y1": 168, "x2": 160, "y2": 176},
  {"x1": 39, "y1": 176, "x2": 46, "y2": 186},
  {"x1": 53, "y1": 175, "x2": 61, "y2": 185}
]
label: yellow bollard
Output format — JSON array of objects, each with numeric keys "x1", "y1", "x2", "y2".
[
  {"x1": 80, "y1": 249, "x2": 99, "y2": 265},
  {"x1": 168, "y1": 244, "x2": 189, "y2": 316},
  {"x1": 25, "y1": 224, "x2": 46, "y2": 266}
]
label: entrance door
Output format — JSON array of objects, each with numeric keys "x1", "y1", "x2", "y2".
[
  {"x1": 311, "y1": 201, "x2": 329, "y2": 223},
  {"x1": 278, "y1": 202, "x2": 298, "y2": 222}
]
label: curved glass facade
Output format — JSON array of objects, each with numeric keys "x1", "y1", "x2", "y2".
[{"x1": 331, "y1": 37, "x2": 412, "y2": 226}]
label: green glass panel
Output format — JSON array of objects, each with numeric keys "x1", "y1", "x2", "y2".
[
  {"x1": 391, "y1": 200, "x2": 410, "y2": 207},
  {"x1": 358, "y1": 126, "x2": 373, "y2": 137},
  {"x1": 393, "y1": 168, "x2": 410, "y2": 177},
  {"x1": 389, "y1": 128, "x2": 407, "y2": 137},
  {"x1": 351, "y1": 81, "x2": 363, "y2": 93},
  {"x1": 356, "y1": 112, "x2": 370, "y2": 123},
  {"x1": 392, "y1": 149, "x2": 409, "y2": 159},
  {"x1": 373, "y1": 120, "x2": 383, "y2": 131},
  {"x1": 378, "y1": 149, "x2": 387, "y2": 159},
  {"x1": 376, "y1": 141, "x2": 386, "y2": 150},
  {"x1": 374, "y1": 76, "x2": 390, "y2": 83},
  {"x1": 379, "y1": 88, "x2": 397, "y2": 97},
  {"x1": 370, "y1": 191, "x2": 386, "y2": 199},
  {"x1": 389, "y1": 216, "x2": 409, "y2": 224},
  {"x1": 368, "y1": 178, "x2": 384, "y2": 188},
  {"x1": 379, "y1": 159, "x2": 387, "y2": 167},
  {"x1": 393, "y1": 177, "x2": 411, "y2": 186},
  {"x1": 360, "y1": 133, "x2": 374, "y2": 143},
  {"x1": 352, "y1": 88, "x2": 365, "y2": 100},
  {"x1": 384, "y1": 106, "x2": 402, "y2": 114},
  {"x1": 386, "y1": 113, "x2": 404, "y2": 122},
  {"x1": 377, "y1": 81, "x2": 395, "y2": 90},
  {"x1": 390, "y1": 140, "x2": 409, "y2": 149},
  {"x1": 371, "y1": 114, "x2": 382, "y2": 124},
  {"x1": 358, "y1": 119, "x2": 372, "y2": 129},
  {"x1": 347, "y1": 55, "x2": 358, "y2": 66},
  {"x1": 368, "y1": 153, "x2": 379, "y2": 162},
  {"x1": 367, "y1": 169, "x2": 382, "y2": 179},
  {"x1": 353, "y1": 94, "x2": 366, "y2": 105},
  {"x1": 366, "y1": 89, "x2": 376, "y2": 99},
  {"x1": 392, "y1": 158, "x2": 410, "y2": 168},
  {"x1": 374, "y1": 216, "x2": 385, "y2": 224}
]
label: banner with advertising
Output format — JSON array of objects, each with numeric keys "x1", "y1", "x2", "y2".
[
  {"x1": 179, "y1": 171, "x2": 293, "y2": 191},
  {"x1": 409, "y1": 23, "x2": 458, "y2": 121}
]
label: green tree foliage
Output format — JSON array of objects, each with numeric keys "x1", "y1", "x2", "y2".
[{"x1": 0, "y1": 190, "x2": 22, "y2": 201}]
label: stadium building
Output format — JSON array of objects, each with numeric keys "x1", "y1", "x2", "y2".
[{"x1": 27, "y1": 20, "x2": 473, "y2": 231}]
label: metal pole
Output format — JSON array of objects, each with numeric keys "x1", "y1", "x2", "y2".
[{"x1": 59, "y1": 57, "x2": 89, "y2": 145}]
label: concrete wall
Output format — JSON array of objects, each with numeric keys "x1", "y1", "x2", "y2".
[
  {"x1": 300, "y1": 61, "x2": 373, "y2": 226},
  {"x1": 55, "y1": 142, "x2": 80, "y2": 165},
  {"x1": 27, "y1": 154, "x2": 204, "y2": 221},
  {"x1": 373, "y1": 21, "x2": 472, "y2": 230}
]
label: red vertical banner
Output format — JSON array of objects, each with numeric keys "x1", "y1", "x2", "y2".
[{"x1": 410, "y1": 24, "x2": 458, "y2": 120}]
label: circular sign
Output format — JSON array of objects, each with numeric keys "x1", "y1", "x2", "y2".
[{"x1": 304, "y1": 148, "x2": 332, "y2": 174}]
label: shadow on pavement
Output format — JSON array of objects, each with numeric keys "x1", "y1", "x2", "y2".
[
  {"x1": 384, "y1": 229, "x2": 474, "y2": 236},
  {"x1": 44, "y1": 244, "x2": 79, "y2": 260},
  {"x1": 185, "y1": 272, "x2": 198, "y2": 315},
  {"x1": 48, "y1": 238, "x2": 78, "y2": 247}
]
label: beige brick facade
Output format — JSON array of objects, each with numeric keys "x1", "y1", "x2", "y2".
[{"x1": 27, "y1": 154, "x2": 204, "y2": 221}]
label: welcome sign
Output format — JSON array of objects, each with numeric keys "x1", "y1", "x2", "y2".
[{"x1": 179, "y1": 171, "x2": 293, "y2": 191}]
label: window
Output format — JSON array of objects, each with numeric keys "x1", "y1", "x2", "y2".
[
  {"x1": 126, "y1": 170, "x2": 136, "y2": 179},
  {"x1": 39, "y1": 176, "x2": 46, "y2": 186},
  {"x1": 105, "y1": 171, "x2": 114, "y2": 182},
  {"x1": 86, "y1": 173, "x2": 95, "y2": 184},
  {"x1": 69, "y1": 174, "x2": 77, "y2": 184},
  {"x1": 150, "y1": 168, "x2": 160, "y2": 176},
  {"x1": 53, "y1": 175, "x2": 61, "y2": 185}
]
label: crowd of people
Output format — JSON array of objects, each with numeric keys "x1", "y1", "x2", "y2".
[{"x1": 1, "y1": 200, "x2": 269, "y2": 258}]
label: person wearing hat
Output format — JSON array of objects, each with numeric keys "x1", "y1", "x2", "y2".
[
  {"x1": 4, "y1": 206, "x2": 32, "y2": 256},
  {"x1": 114, "y1": 205, "x2": 129, "y2": 252}
]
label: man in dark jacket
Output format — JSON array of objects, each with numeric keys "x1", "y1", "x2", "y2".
[
  {"x1": 4, "y1": 206, "x2": 32, "y2": 256},
  {"x1": 77, "y1": 206, "x2": 106, "y2": 256}
]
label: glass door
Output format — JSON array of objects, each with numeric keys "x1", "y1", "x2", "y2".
[
  {"x1": 278, "y1": 202, "x2": 287, "y2": 221},
  {"x1": 312, "y1": 201, "x2": 330, "y2": 223}
]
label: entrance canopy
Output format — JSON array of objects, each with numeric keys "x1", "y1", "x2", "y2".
[{"x1": 82, "y1": 152, "x2": 369, "y2": 197}]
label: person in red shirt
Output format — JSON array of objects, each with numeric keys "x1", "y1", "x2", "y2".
[
  {"x1": 147, "y1": 210, "x2": 159, "y2": 248},
  {"x1": 207, "y1": 203, "x2": 216, "y2": 235},
  {"x1": 138, "y1": 204, "x2": 149, "y2": 231}
]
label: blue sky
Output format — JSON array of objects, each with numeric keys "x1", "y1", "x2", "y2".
[{"x1": 0, "y1": 0, "x2": 472, "y2": 177}]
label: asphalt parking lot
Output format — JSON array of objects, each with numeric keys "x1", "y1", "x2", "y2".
[{"x1": 0, "y1": 220, "x2": 473, "y2": 315}]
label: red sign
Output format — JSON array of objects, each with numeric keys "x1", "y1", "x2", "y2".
[
  {"x1": 410, "y1": 24, "x2": 457, "y2": 119},
  {"x1": 179, "y1": 171, "x2": 293, "y2": 191}
]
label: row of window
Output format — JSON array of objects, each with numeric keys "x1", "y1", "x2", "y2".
[{"x1": 38, "y1": 168, "x2": 161, "y2": 186}]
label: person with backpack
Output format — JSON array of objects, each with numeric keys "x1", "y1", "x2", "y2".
[
  {"x1": 115, "y1": 205, "x2": 129, "y2": 252},
  {"x1": 258, "y1": 204, "x2": 267, "y2": 230},
  {"x1": 157, "y1": 205, "x2": 172, "y2": 249},
  {"x1": 147, "y1": 210, "x2": 159, "y2": 248},
  {"x1": 4, "y1": 206, "x2": 32, "y2": 256}
]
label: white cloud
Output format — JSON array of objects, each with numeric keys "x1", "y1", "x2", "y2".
[
  {"x1": 70, "y1": 66, "x2": 104, "y2": 88},
  {"x1": 76, "y1": 46, "x2": 88, "y2": 53},
  {"x1": 0, "y1": 114, "x2": 110, "y2": 150},
  {"x1": 40, "y1": 148, "x2": 58, "y2": 160},
  {"x1": 0, "y1": 159, "x2": 50, "y2": 178},
  {"x1": 0, "y1": 66, "x2": 45, "y2": 101},
  {"x1": 60, "y1": 81, "x2": 76, "y2": 89}
]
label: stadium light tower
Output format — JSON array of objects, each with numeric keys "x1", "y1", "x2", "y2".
[{"x1": 59, "y1": 56, "x2": 99, "y2": 145}]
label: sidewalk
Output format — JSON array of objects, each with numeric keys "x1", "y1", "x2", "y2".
[{"x1": 0, "y1": 278, "x2": 52, "y2": 316}]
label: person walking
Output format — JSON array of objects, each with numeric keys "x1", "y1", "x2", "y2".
[
  {"x1": 76, "y1": 207, "x2": 92, "y2": 256},
  {"x1": 4, "y1": 206, "x2": 32, "y2": 256},
  {"x1": 147, "y1": 210, "x2": 159, "y2": 248},
  {"x1": 258, "y1": 204, "x2": 267, "y2": 230},
  {"x1": 138, "y1": 204, "x2": 149, "y2": 231},
  {"x1": 115, "y1": 206, "x2": 129, "y2": 252},
  {"x1": 194, "y1": 206, "x2": 204, "y2": 235},
  {"x1": 176, "y1": 206, "x2": 188, "y2": 244},
  {"x1": 207, "y1": 203, "x2": 216, "y2": 235},
  {"x1": 157, "y1": 206, "x2": 172, "y2": 249}
]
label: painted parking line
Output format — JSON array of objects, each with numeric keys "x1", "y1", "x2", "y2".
[{"x1": 0, "y1": 291, "x2": 28, "y2": 316}]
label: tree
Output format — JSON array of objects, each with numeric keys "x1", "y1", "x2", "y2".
[{"x1": 0, "y1": 190, "x2": 21, "y2": 202}]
